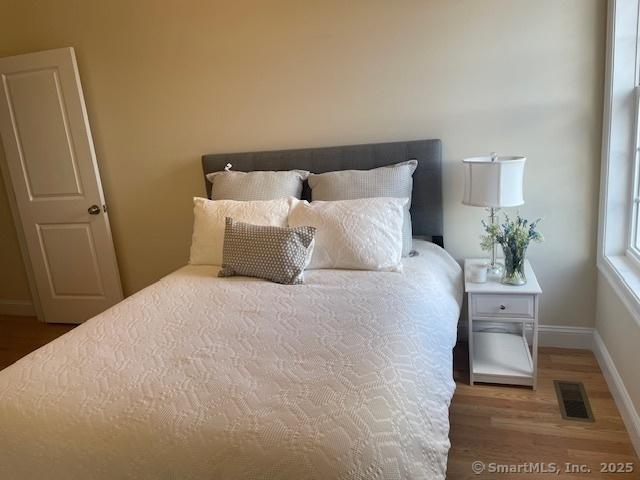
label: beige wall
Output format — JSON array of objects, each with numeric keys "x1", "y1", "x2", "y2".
[
  {"x1": 596, "y1": 276, "x2": 640, "y2": 415},
  {"x1": 0, "y1": 145, "x2": 32, "y2": 301},
  {"x1": 0, "y1": 0, "x2": 605, "y2": 328}
]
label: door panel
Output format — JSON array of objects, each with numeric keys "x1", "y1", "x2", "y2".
[
  {"x1": 0, "y1": 47, "x2": 123, "y2": 323},
  {"x1": 37, "y1": 223, "x2": 104, "y2": 297},
  {"x1": 4, "y1": 68, "x2": 83, "y2": 198}
]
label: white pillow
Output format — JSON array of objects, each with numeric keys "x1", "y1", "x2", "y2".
[
  {"x1": 288, "y1": 197, "x2": 408, "y2": 271},
  {"x1": 189, "y1": 197, "x2": 291, "y2": 265}
]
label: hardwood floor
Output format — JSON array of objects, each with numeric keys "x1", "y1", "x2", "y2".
[
  {"x1": 0, "y1": 315, "x2": 74, "y2": 370},
  {"x1": 0, "y1": 316, "x2": 637, "y2": 478},
  {"x1": 448, "y1": 343, "x2": 639, "y2": 479}
]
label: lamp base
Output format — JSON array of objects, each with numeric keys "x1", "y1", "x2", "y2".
[{"x1": 485, "y1": 207, "x2": 502, "y2": 280}]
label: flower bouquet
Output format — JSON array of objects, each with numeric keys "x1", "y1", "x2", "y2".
[{"x1": 481, "y1": 214, "x2": 543, "y2": 285}]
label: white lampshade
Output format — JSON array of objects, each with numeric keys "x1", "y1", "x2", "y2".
[{"x1": 462, "y1": 155, "x2": 526, "y2": 208}]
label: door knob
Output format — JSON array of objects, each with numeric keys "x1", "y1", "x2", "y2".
[{"x1": 88, "y1": 205, "x2": 101, "y2": 215}]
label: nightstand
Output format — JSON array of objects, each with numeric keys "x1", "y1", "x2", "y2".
[{"x1": 464, "y1": 258, "x2": 542, "y2": 389}]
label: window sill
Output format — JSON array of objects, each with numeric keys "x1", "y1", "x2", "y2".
[{"x1": 598, "y1": 254, "x2": 640, "y2": 328}]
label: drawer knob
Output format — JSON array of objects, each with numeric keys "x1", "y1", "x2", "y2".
[{"x1": 499, "y1": 304, "x2": 506, "y2": 310}]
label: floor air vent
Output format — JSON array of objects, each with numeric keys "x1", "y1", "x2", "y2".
[{"x1": 553, "y1": 380, "x2": 594, "y2": 422}]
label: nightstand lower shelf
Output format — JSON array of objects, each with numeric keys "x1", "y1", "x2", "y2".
[{"x1": 471, "y1": 331, "x2": 534, "y2": 387}]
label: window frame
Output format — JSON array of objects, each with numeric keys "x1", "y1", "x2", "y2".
[
  {"x1": 626, "y1": 87, "x2": 640, "y2": 263},
  {"x1": 627, "y1": 15, "x2": 640, "y2": 261},
  {"x1": 598, "y1": 0, "x2": 640, "y2": 329}
]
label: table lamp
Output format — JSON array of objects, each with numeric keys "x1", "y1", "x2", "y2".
[{"x1": 462, "y1": 153, "x2": 526, "y2": 276}]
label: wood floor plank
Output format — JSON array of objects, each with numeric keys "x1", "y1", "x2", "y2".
[
  {"x1": 0, "y1": 315, "x2": 74, "y2": 369},
  {"x1": 448, "y1": 342, "x2": 639, "y2": 479}
]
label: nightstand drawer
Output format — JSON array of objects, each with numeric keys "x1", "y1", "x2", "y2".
[{"x1": 471, "y1": 294, "x2": 534, "y2": 318}]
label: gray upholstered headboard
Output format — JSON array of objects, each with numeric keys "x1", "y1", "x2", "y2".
[{"x1": 201, "y1": 139, "x2": 444, "y2": 247}]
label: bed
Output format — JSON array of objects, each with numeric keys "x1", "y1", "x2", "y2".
[{"x1": 0, "y1": 139, "x2": 463, "y2": 479}]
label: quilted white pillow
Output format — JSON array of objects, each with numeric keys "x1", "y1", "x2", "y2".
[
  {"x1": 288, "y1": 197, "x2": 407, "y2": 271},
  {"x1": 189, "y1": 197, "x2": 291, "y2": 265},
  {"x1": 308, "y1": 160, "x2": 417, "y2": 256}
]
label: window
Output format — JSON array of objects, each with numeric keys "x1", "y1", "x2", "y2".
[
  {"x1": 628, "y1": 87, "x2": 640, "y2": 258},
  {"x1": 628, "y1": 18, "x2": 640, "y2": 259},
  {"x1": 598, "y1": 0, "x2": 640, "y2": 327}
]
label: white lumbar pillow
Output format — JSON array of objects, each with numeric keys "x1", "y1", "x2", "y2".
[
  {"x1": 189, "y1": 197, "x2": 291, "y2": 266},
  {"x1": 288, "y1": 197, "x2": 408, "y2": 271}
]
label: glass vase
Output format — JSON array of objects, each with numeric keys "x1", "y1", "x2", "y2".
[{"x1": 502, "y1": 245, "x2": 527, "y2": 286}]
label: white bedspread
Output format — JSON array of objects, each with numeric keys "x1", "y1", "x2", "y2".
[{"x1": 0, "y1": 240, "x2": 462, "y2": 480}]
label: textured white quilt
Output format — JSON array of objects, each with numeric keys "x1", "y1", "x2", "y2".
[{"x1": 0, "y1": 240, "x2": 462, "y2": 480}]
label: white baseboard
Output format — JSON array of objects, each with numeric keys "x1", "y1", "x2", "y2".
[
  {"x1": 457, "y1": 322, "x2": 594, "y2": 349},
  {"x1": 0, "y1": 299, "x2": 36, "y2": 317},
  {"x1": 593, "y1": 331, "x2": 640, "y2": 457}
]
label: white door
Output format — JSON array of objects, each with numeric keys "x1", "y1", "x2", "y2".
[{"x1": 0, "y1": 47, "x2": 123, "y2": 324}]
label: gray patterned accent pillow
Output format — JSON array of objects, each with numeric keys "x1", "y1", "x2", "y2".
[
  {"x1": 219, "y1": 218, "x2": 316, "y2": 285},
  {"x1": 206, "y1": 170, "x2": 310, "y2": 200},
  {"x1": 307, "y1": 160, "x2": 417, "y2": 256}
]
